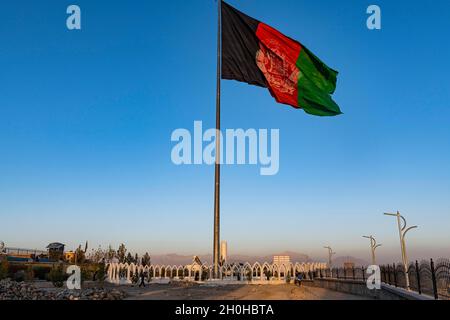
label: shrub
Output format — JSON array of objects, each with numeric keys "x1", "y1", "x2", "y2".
[
  {"x1": 14, "y1": 270, "x2": 26, "y2": 282},
  {"x1": 81, "y1": 266, "x2": 93, "y2": 283},
  {"x1": 32, "y1": 266, "x2": 52, "y2": 280},
  {"x1": 285, "y1": 274, "x2": 291, "y2": 283},
  {"x1": 25, "y1": 265, "x2": 35, "y2": 281},
  {"x1": 0, "y1": 259, "x2": 9, "y2": 280},
  {"x1": 96, "y1": 262, "x2": 107, "y2": 283},
  {"x1": 7, "y1": 264, "x2": 28, "y2": 278},
  {"x1": 148, "y1": 268, "x2": 153, "y2": 281},
  {"x1": 48, "y1": 264, "x2": 65, "y2": 288},
  {"x1": 7, "y1": 264, "x2": 35, "y2": 282},
  {"x1": 201, "y1": 270, "x2": 208, "y2": 281},
  {"x1": 131, "y1": 272, "x2": 139, "y2": 284}
]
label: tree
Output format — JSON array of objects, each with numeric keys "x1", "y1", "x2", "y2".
[
  {"x1": 142, "y1": 252, "x2": 151, "y2": 266},
  {"x1": 75, "y1": 245, "x2": 86, "y2": 264},
  {"x1": 96, "y1": 261, "x2": 107, "y2": 285},
  {"x1": 125, "y1": 252, "x2": 133, "y2": 264},
  {"x1": 134, "y1": 253, "x2": 139, "y2": 264},
  {"x1": 88, "y1": 246, "x2": 105, "y2": 264},
  {"x1": 106, "y1": 245, "x2": 116, "y2": 261},
  {"x1": 117, "y1": 244, "x2": 127, "y2": 263},
  {"x1": 48, "y1": 264, "x2": 65, "y2": 288}
]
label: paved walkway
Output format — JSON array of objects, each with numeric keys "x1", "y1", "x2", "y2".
[{"x1": 121, "y1": 283, "x2": 371, "y2": 300}]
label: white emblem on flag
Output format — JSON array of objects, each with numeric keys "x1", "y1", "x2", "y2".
[{"x1": 256, "y1": 40, "x2": 299, "y2": 95}]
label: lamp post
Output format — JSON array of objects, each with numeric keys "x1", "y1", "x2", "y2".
[
  {"x1": 384, "y1": 211, "x2": 418, "y2": 291},
  {"x1": 363, "y1": 235, "x2": 382, "y2": 265},
  {"x1": 324, "y1": 246, "x2": 336, "y2": 269}
]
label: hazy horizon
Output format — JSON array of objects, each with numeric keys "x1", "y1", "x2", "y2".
[{"x1": 3, "y1": 238, "x2": 449, "y2": 266}]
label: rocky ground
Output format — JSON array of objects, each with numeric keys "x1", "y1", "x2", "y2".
[
  {"x1": 0, "y1": 279, "x2": 127, "y2": 300},
  {"x1": 1, "y1": 279, "x2": 370, "y2": 300}
]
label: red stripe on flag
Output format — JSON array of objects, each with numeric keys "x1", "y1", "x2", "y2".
[{"x1": 255, "y1": 23, "x2": 303, "y2": 108}]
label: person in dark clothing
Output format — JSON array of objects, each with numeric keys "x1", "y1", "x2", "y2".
[
  {"x1": 139, "y1": 271, "x2": 146, "y2": 288},
  {"x1": 294, "y1": 273, "x2": 303, "y2": 287}
]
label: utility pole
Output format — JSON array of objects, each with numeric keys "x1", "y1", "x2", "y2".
[
  {"x1": 363, "y1": 235, "x2": 382, "y2": 265},
  {"x1": 384, "y1": 211, "x2": 418, "y2": 291}
]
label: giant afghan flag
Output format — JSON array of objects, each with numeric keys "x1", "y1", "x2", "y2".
[{"x1": 222, "y1": 1, "x2": 342, "y2": 116}]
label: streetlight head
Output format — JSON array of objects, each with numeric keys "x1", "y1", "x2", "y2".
[
  {"x1": 384, "y1": 212, "x2": 397, "y2": 216},
  {"x1": 404, "y1": 225, "x2": 418, "y2": 236}
]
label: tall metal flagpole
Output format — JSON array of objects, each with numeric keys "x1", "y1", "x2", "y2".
[{"x1": 213, "y1": 0, "x2": 222, "y2": 279}]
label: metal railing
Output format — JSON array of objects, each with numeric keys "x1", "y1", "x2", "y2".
[
  {"x1": 380, "y1": 258, "x2": 450, "y2": 300},
  {"x1": 319, "y1": 258, "x2": 450, "y2": 300},
  {"x1": 4, "y1": 247, "x2": 47, "y2": 256}
]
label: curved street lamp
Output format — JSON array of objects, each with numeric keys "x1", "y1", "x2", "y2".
[
  {"x1": 362, "y1": 235, "x2": 382, "y2": 265},
  {"x1": 323, "y1": 246, "x2": 336, "y2": 269},
  {"x1": 384, "y1": 211, "x2": 418, "y2": 291}
]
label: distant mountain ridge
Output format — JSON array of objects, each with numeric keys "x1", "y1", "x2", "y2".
[{"x1": 150, "y1": 251, "x2": 312, "y2": 265}]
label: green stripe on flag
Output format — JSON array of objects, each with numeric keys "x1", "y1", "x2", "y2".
[
  {"x1": 296, "y1": 48, "x2": 342, "y2": 116},
  {"x1": 297, "y1": 47, "x2": 338, "y2": 94}
]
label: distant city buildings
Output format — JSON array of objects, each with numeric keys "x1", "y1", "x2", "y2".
[
  {"x1": 273, "y1": 255, "x2": 291, "y2": 266},
  {"x1": 220, "y1": 241, "x2": 228, "y2": 264}
]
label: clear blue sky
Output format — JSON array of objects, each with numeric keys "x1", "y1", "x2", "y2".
[{"x1": 1, "y1": 0, "x2": 449, "y2": 263}]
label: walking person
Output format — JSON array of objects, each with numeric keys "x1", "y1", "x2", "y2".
[
  {"x1": 295, "y1": 273, "x2": 303, "y2": 287},
  {"x1": 139, "y1": 270, "x2": 146, "y2": 288}
]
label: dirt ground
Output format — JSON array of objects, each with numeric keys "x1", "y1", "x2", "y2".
[{"x1": 119, "y1": 283, "x2": 371, "y2": 300}]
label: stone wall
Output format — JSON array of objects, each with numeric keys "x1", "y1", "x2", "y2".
[{"x1": 303, "y1": 278, "x2": 434, "y2": 300}]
